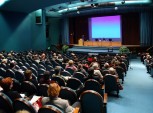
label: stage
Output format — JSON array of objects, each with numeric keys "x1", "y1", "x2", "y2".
[
  {"x1": 67, "y1": 45, "x2": 120, "y2": 55},
  {"x1": 67, "y1": 44, "x2": 140, "y2": 55}
]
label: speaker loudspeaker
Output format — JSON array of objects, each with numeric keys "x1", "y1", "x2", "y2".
[{"x1": 35, "y1": 9, "x2": 42, "y2": 24}]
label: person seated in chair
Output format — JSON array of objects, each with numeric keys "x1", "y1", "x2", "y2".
[
  {"x1": 24, "y1": 69, "x2": 38, "y2": 88},
  {"x1": 65, "y1": 60, "x2": 77, "y2": 71},
  {"x1": 77, "y1": 63, "x2": 89, "y2": 77},
  {"x1": 41, "y1": 82, "x2": 74, "y2": 113},
  {"x1": 52, "y1": 66, "x2": 68, "y2": 81},
  {"x1": 39, "y1": 71, "x2": 52, "y2": 84},
  {"x1": 0, "y1": 77, "x2": 22, "y2": 102}
]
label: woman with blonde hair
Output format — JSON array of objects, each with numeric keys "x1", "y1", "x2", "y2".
[
  {"x1": 65, "y1": 60, "x2": 77, "y2": 71},
  {"x1": 41, "y1": 82, "x2": 74, "y2": 113}
]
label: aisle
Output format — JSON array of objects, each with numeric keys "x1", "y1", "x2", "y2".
[{"x1": 108, "y1": 58, "x2": 153, "y2": 113}]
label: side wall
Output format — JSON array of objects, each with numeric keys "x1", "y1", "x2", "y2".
[{"x1": 0, "y1": 10, "x2": 46, "y2": 52}]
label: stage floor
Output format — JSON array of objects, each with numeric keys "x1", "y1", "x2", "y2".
[{"x1": 67, "y1": 45, "x2": 120, "y2": 54}]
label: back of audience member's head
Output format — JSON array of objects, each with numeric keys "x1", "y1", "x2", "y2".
[
  {"x1": 54, "y1": 66, "x2": 61, "y2": 75},
  {"x1": 109, "y1": 67, "x2": 116, "y2": 75},
  {"x1": 77, "y1": 63, "x2": 82, "y2": 70},
  {"x1": 88, "y1": 67, "x2": 94, "y2": 77},
  {"x1": 68, "y1": 60, "x2": 74, "y2": 66},
  {"x1": 43, "y1": 71, "x2": 51, "y2": 80},
  {"x1": 104, "y1": 63, "x2": 109, "y2": 68},
  {"x1": 0, "y1": 77, "x2": 13, "y2": 91},
  {"x1": 10, "y1": 62, "x2": 15, "y2": 69},
  {"x1": 93, "y1": 57, "x2": 97, "y2": 62},
  {"x1": 15, "y1": 110, "x2": 30, "y2": 113},
  {"x1": 114, "y1": 61, "x2": 120, "y2": 66},
  {"x1": 47, "y1": 82, "x2": 61, "y2": 98},
  {"x1": 24, "y1": 69, "x2": 32, "y2": 80}
]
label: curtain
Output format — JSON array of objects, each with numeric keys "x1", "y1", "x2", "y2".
[{"x1": 140, "y1": 9, "x2": 153, "y2": 46}]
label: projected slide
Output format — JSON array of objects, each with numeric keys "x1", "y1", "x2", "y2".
[{"x1": 89, "y1": 15, "x2": 121, "y2": 41}]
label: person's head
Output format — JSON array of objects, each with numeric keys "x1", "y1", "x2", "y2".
[
  {"x1": 24, "y1": 69, "x2": 32, "y2": 80},
  {"x1": 54, "y1": 66, "x2": 61, "y2": 75},
  {"x1": 88, "y1": 67, "x2": 94, "y2": 77},
  {"x1": 104, "y1": 63, "x2": 109, "y2": 68},
  {"x1": 41, "y1": 53, "x2": 46, "y2": 60},
  {"x1": 2, "y1": 59, "x2": 8, "y2": 64},
  {"x1": 43, "y1": 71, "x2": 51, "y2": 80},
  {"x1": 114, "y1": 61, "x2": 120, "y2": 66},
  {"x1": 93, "y1": 57, "x2": 97, "y2": 62},
  {"x1": 15, "y1": 110, "x2": 30, "y2": 113},
  {"x1": 77, "y1": 63, "x2": 82, "y2": 70},
  {"x1": 47, "y1": 82, "x2": 61, "y2": 98},
  {"x1": 0, "y1": 77, "x2": 13, "y2": 91},
  {"x1": 68, "y1": 60, "x2": 74, "y2": 66},
  {"x1": 10, "y1": 62, "x2": 15, "y2": 69},
  {"x1": 109, "y1": 67, "x2": 116, "y2": 75}
]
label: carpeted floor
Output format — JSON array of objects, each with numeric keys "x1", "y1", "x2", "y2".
[{"x1": 108, "y1": 57, "x2": 153, "y2": 113}]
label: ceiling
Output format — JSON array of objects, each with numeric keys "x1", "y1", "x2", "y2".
[{"x1": 0, "y1": 0, "x2": 152, "y2": 17}]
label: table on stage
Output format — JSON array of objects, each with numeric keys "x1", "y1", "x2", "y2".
[{"x1": 83, "y1": 41, "x2": 121, "y2": 47}]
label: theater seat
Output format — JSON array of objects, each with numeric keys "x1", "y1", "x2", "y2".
[
  {"x1": 38, "y1": 105, "x2": 64, "y2": 113},
  {"x1": 0, "y1": 92, "x2": 14, "y2": 113}
]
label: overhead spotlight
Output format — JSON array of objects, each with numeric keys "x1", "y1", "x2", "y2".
[{"x1": 121, "y1": 0, "x2": 125, "y2": 4}]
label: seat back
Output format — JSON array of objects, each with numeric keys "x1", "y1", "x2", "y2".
[
  {"x1": 38, "y1": 68, "x2": 46, "y2": 75},
  {"x1": 6, "y1": 69, "x2": 15, "y2": 78},
  {"x1": 12, "y1": 78, "x2": 21, "y2": 93},
  {"x1": 13, "y1": 98, "x2": 37, "y2": 113},
  {"x1": 66, "y1": 78, "x2": 83, "y2": 90},
  {"x1": 104, "y1": 74, "x2": 119, "y2": 94},
  {"x1": 38, "y1": 105, "x2": 64, "y2": 113},
  {"x1": 65, "y1": 68, "x2": 74, "y2": 75},
  {"x1": 115, "y1": 66, "x2": 124, "y2": 83},
  {"x1": 102, "y1": 70, "x2": 109, "y2": 76},
  {"x1": 0, "y1": 92, "x2": 13, "y2": 113},
  {"x1": 30, "y1": 67, "x2": 38, "y2": 77},
  {"x1": 80, "y1": 90, "x2": 104, "y2": 113},
  {"x1": 21, "y1": 66, "x2": 28, "y2": 71},
  {"x1": 51, "y1": 76, "x2": 66, "y2": 87},
  {"x1": 15, "y1": 71, "x2": 25, "y2": 82},
  {"x1": 73, "y1": 72, "x2": 85, "y2": 83},
  {"x1": 0, "y1": 68, "x2": 6, "y2": 77},
  {"x1": 84, "y1": 79, "x2": 103, "y2": 97},
  {"x1": 21, "y1": 81, "x2": 37, "y2": 96},
  {"x1": 37, "y1": 84, "x2": 49, "y2": 97},
  {"x1": 59, "y1": 87, "x2": 77, "y2": 105},
  {"x1": 61, "y1": 71, "x2": 71, "y2": 77}
]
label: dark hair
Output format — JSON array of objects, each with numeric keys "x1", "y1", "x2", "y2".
[
  {"x1": 43, "y1": 71, "x2": 51, "y2": 80},
  {"x1": 88, "y1": 67, "x2": 94, "y2": 78},
  {"x1": 10, "y1": 62, "x2": 15, "y2": 68}
]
